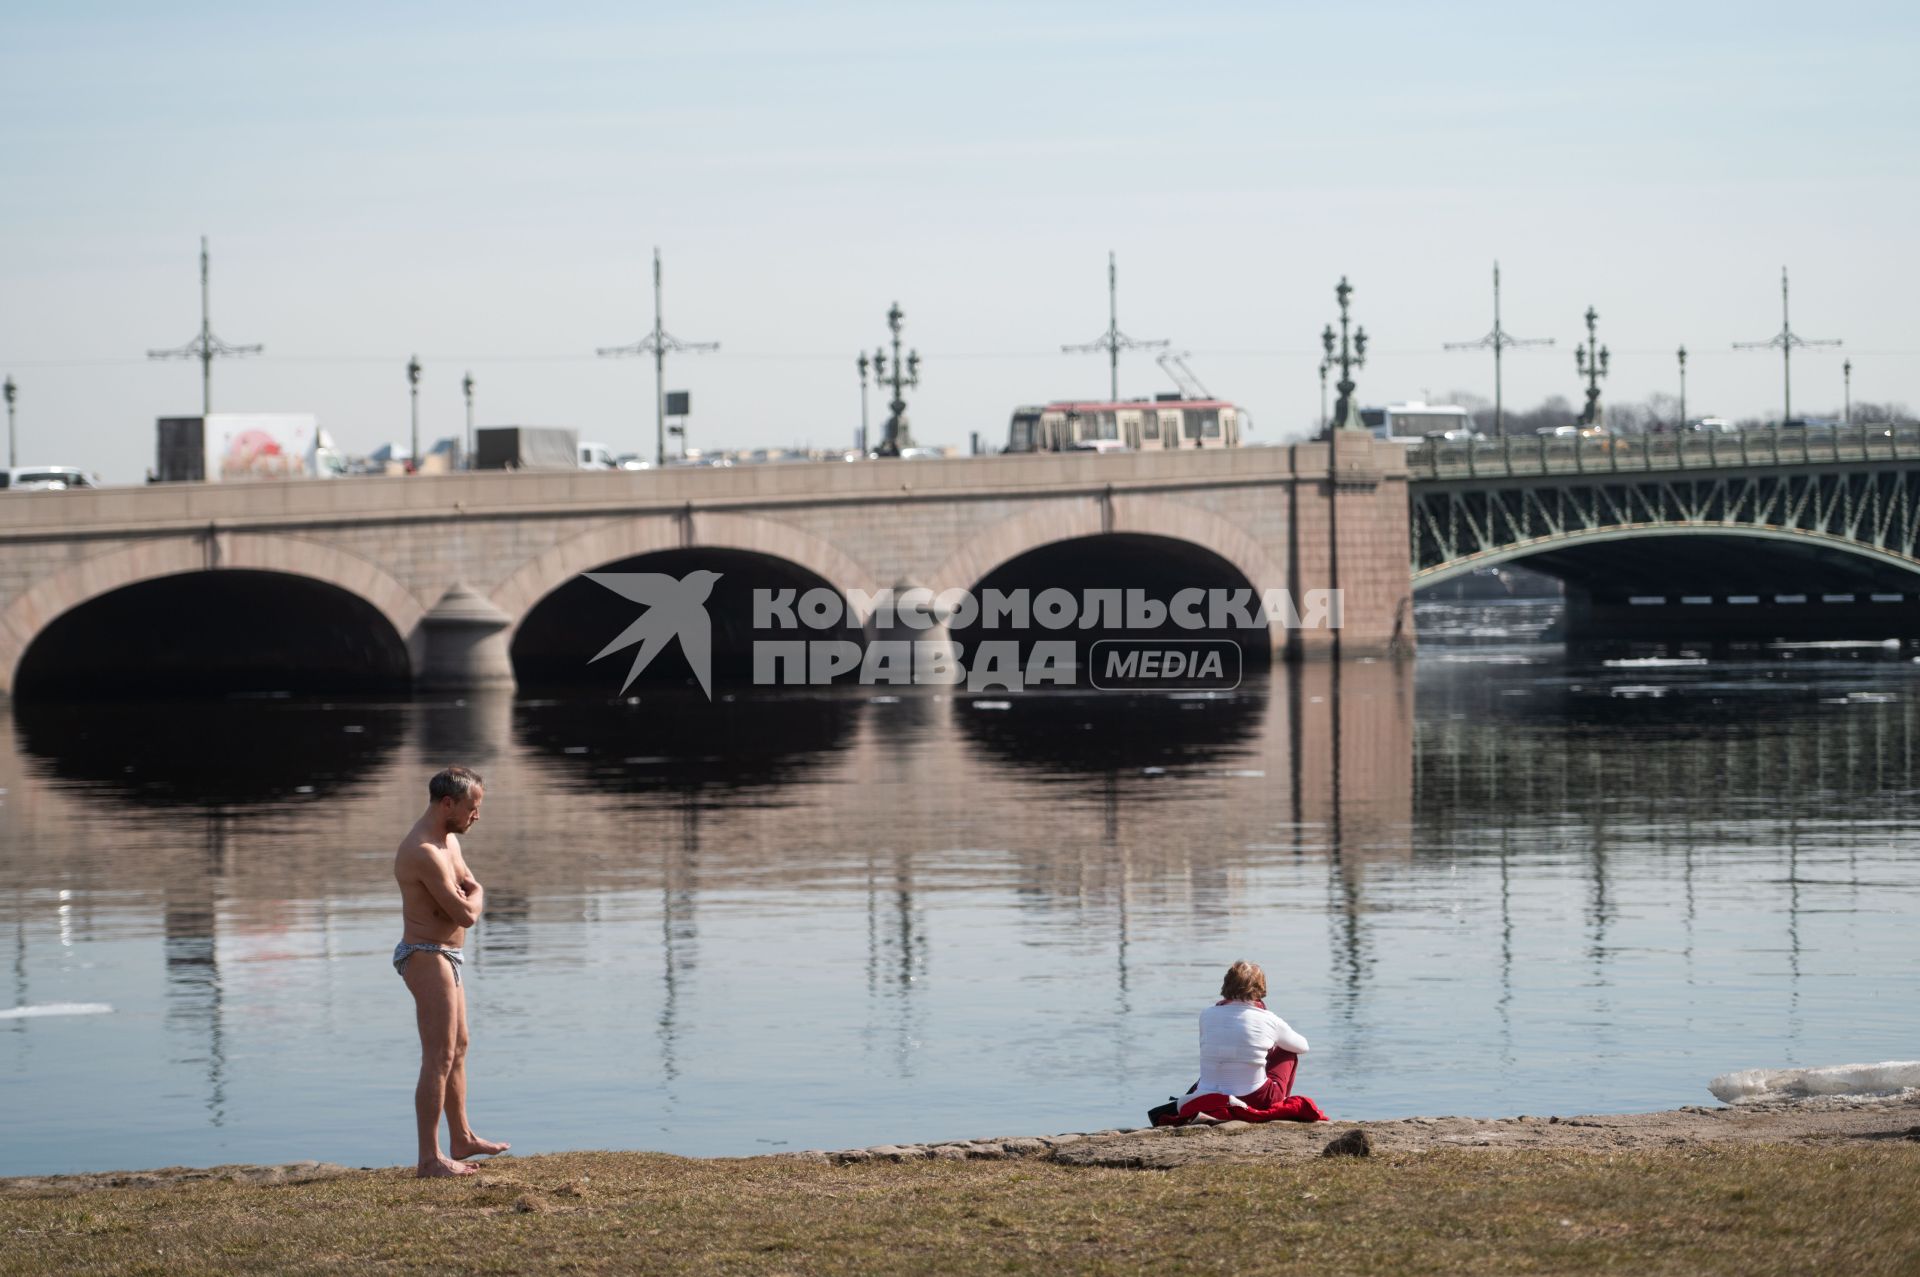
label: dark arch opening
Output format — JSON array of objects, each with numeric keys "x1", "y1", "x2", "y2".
[
  {"x1": 1471, "y1": 533, "x2": 1920, "y2": 646},
  {"x1": 13, "y1": 570, "x2": 411, "y2": 700},
  {"x1": 948, "y1": 533, "x2": 1272, "y2": 686},
  {"x1": 511, "y1": 547, "x2": 864, "y2": 694}
]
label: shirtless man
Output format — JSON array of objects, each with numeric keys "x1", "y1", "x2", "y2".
[{"x1": 394, "y1": 765, "x2": 509, "y2": 1177}]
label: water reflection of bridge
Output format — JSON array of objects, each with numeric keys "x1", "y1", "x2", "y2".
[
  {"x1": 1414, "y1": 659, "x2": 1920, "y2": 1054},
  {"x1": 2, "y1": 665, "x2": 1413, "y2": 1108}
]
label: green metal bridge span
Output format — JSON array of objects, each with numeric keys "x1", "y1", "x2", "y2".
[{"x1": 1407, "y1": 423, "x2": 1920, "y2": 642}]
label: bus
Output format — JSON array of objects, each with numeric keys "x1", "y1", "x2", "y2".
[
  {"x1": 1006, "y1": 395, "x2": 1248, "y2": 453},
  {"x1": 1359, "y1": 402, "x2": 1478, "y2": 444}
]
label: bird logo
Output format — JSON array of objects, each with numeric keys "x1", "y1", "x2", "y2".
[{"x1": 586, "y1": 570, "x2": 723, "y2": 698}]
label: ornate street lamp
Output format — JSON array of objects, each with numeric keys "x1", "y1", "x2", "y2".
[
  {"x1": 462, "y1": 371, "x2": 475, "y2": 470},
  {"x1": 1575, "y1": 308, "x2": 1609, "y2": 427},
  {"x1": 1677, "y1": 346, "x2": 1687, "y2": 431},
  {"x1": 407, "y1": 354, "x2": 422, "y2": 474},
  {"x1": 1317, "y1": 357, "x2": 1330, "y2": 435},
  {"x1": 856, "y1": 352, "x2": 872, "y2": 454},
  {"x1": 3, "y1": 375, "x2": 15, "y2": 469},
  {"x1": 871, "y1": 303, "x2": 919, "y2": 457},
  {"x1": 1320, "y1": 276, "x2": 1368, "y2": 434}
]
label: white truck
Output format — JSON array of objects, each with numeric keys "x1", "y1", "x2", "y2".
[{"x1": 156, "y1": 414, "x2": 346, "y2": 482}]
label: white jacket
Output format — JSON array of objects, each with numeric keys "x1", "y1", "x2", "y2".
[{"x1": 1195, "y1": 1000, "x2": 1309, "y2": 1098}]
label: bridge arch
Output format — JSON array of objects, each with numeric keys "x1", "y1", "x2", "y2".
[
  {"x1": 0, "y1": 533, "x2": 426, "y2": 696},
  {"x1": 491, "y1": 510, "x2": 882, "y2": 691},
  {"x1": 1413, "y1": 524, "x2": 1920, "y2": 590},
  {"x1": 925, "y1": 493, "x2": 1293, "y2": 651},
  {"x1": 489, "y1": 510, "x2": 881, "y2": 634}
]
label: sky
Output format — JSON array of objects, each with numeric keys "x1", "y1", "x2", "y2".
[{"x1": 3, "y1": 1, "x2": 1916, "y2": 483}]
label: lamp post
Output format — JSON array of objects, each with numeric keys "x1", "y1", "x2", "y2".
[
  {"x1": 857, "y1": 352, "x2": 872, "y2": 454},
  {"x1": 3, "y1": 376, "x2": 14, "y2": 469},
  {"x1": 1677, "y1": 346, "x2": 1687, "y2": 431},
  {"x1": 1843, "y1": 359, "x2": 1852, "y2": 425},
  {"x1": 407, "y1": 355, "x2": 422, "y2": 474},
  {"x1": 1575, "y1": 308, "x2": 1609, "y2": 428},
  {"x1": 1317, "y1": 357, "x2": 1330, "y2": 435},
  {"x1": 871, "y1": 303, "x2": 919, "y2": 457},
  {"x1": 1320, "y1": 276, "x2": 1368, "y2": 434},
  {"x1": 462, "y1": 371, "x2": 475, "y2": 470}
]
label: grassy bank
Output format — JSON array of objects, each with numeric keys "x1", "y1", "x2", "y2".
[{"x1": 4, "y1": 1144, "x2": 1916, "y2": 1275}]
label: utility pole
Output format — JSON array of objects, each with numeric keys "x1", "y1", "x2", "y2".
[
  {"x1": 147, "y1": 236, "x2": 262, "y2": 415},
  {"x1": 1676, "y1": 346, "x2": 1687, "y2": 430},
  {"x1": 3, "y1": 376, "x2": 14, "y2": 468},
  {"x1": 856, "y1": 352, "x2": 872, "y2": 454},
  {"x1": 462, "y1": 371, "x2": 475, "y2": 469},
  {"x1": 1843, "y1": 359, "x2": 1853, "y2": 425},
  {"x1": 1063, "y1": 251, "x2": 1167, "y2": 402},
  {"x1": 1575, "y1": 307, "x2": 1609, "y2": 428},
  {"x1": 870, "y1": 303, "x2": 920, "y2": 457},
  {"x1": 1444, "y1": 262, "x2": 1553, "y2": 436},
  {"x1": 597, "y1": 248, "x2": 718, "y2": 468},
  {"x1": 407, "y1": 355, "x2": 422, "y2": 474},
  {"x1": 1320, "y1": 276, "x2": 1368, "y2": 433},
  {"x1": 1735, "y1": 267, "x2": 1839, "y2": 425}
]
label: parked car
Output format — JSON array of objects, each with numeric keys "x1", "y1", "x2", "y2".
[{"x1": 1, "y1": 466, "x2": 98, "y2": 490}]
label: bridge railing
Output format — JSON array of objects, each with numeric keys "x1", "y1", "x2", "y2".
[{"x1": 1407, "y1": 423, "x2": 1920, "y2": 480}]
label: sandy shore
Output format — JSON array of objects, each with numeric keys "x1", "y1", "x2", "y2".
[{"x1": 5, "y1": 1092, "x2": 1917, "y2": 1192}]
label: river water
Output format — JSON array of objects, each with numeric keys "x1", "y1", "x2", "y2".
[{"x1": 3, "y1": 599, "x2": 1918, "y2": 1175}]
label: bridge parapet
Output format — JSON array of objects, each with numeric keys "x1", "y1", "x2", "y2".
[{"x1": 1410, "y1": 422, "x2": 1920, "y2": 482}]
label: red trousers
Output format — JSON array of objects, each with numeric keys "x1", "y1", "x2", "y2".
[{"x1": 1176, "y1": 1047, "x2": 1328, "y2": 1124}]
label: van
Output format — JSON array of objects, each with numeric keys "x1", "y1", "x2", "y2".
[{"x1": 0, "y1": 466, "x2": 98, "y2": 491}]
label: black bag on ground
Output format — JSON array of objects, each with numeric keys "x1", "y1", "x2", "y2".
[{"x1": 1147, "y1": 1098, "x2": 1184, "y2": 1127}]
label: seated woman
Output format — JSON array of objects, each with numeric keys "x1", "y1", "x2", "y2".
[{"x1": 1176, "y1": 960, "x2": 1328, "y2": 1124}]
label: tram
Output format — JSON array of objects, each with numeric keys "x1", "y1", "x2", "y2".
[{"x1": 1005, "y1": 395, "x2": 1248, "y2": 453}]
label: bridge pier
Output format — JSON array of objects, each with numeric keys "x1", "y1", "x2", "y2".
[
  {"x1": 1291, "y1": 431, "x2": 1415, "y2": 660},
  {"x1": 415, "y1": 583, "x2": 516, "y2": 691}
]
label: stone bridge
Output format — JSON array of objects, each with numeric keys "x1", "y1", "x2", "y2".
[
  {"x1": 1407, "y1": 423, "x2": 1920, "y2": 642},
  {"x1": 0, "y1": 436, "x2": 1411, "y2": 697}
]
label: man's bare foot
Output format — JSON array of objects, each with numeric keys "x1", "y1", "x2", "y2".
[
  {"x1": 450, "y1": 1135, "x2": 510, "y2": 1159},
  {"x1": 417, "y1": 1156, "x2": 480, "y2": 1178}
]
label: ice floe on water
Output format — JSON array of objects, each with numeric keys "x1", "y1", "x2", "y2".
[
  {"x1": 1709, "y1": 1060, "x2": 1920, "y2": 1104},
  {"x1": 0, "y1": 1002, "x2": 114, "y2": 1020},
  {"x1": 1602, "y1": 657, "x2": 1709, "y2": 668}
]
